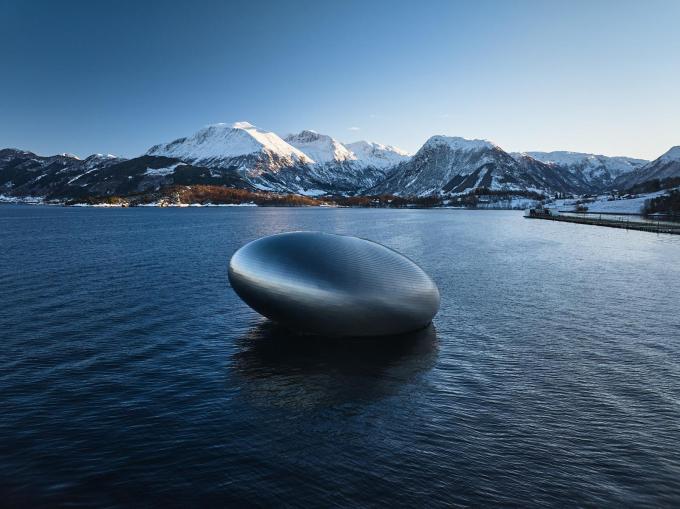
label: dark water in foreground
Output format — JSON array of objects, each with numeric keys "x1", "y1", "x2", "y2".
[{"x1": 1, "y1": 206, "x2": 679, "y2": 508}]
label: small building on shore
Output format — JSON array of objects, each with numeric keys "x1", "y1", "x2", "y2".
[{"x1": 525, "y1": 206, "x2": 558, "y2": 218}]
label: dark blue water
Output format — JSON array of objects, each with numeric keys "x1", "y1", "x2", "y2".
[{"x1": 1, "y1": 206, "x2": 679, "y2": 508}]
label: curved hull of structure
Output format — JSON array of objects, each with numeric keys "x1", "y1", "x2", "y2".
[{"x1": 228, "y1": 231, "x2": 440, "y2": 337}]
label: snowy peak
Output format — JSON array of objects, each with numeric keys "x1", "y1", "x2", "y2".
[
  {"x1": 147, "y1": 122, "x2": 312, "y2": 165},
  {"x1": 614, "y1": 144, "x2": 680, "y2": 190},
  {"x1": 284, "y1": 130, "x2": 355, "y2": 164},
  {"x1": 525, "y1": 151, "x2": 599, "y2": 165},
  {"x1": 420, "y1": 135, "x2": 498, "y2": 153},
  {"x1": 519, "y1": 150, "x2": 649, "y2": 191},
  {"x1": 369, "y1": 135, "x2": 531, "y2": 197},
  {"x1": 85, "y1": 153, "x2": 118, "y2": 162},
  {"x1": 6, "y1": 120, "x2": 674, "y2": 201},
  {"x1": 284, "y1": 130, "x2": 410, "y2": 169},
  {"x1": 658, "y1": 145, "x2": 680, "y2": 162},
  {"x1": 231, "y1": 121, "x2": 255, "y2": 129},
  {"x1": 524, "y1": 151, "x2": 647, "y2": 175},
  {"x1": 345, "y1": 140, "x2": 410, "y2": 169}
]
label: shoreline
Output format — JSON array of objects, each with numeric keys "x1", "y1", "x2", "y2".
[
  {"x1": 0, "y1": 200, "x2": 535, "y2": 211},
  {"x1": 0, "y1": 195, "x2": 535, "y2": 210}
]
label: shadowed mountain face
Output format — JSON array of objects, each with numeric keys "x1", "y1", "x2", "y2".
[
  {"x1": 524, "y1": 151, "x2": 648, "y2": 192},
  {"x1": 0, "y1": 150, "x2": 250, "y2": 201},
  {"x1": 280, "y1": 130, "x2": 405, "y2": 194},
  {"x1": 369, "y1": 137, "x2": 593, "y2": 197},
  {"x1": 613, "y1": 146, "x2": 680, "y2": 190},
  {"x1": 0, "y1": 149, "x2": 124, "y2": 199}
]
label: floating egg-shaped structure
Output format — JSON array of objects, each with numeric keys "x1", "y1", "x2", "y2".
[{"x1": 228, "y1": 232, "x2": 440, "y2": 337}]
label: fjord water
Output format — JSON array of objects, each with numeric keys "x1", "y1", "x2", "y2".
[{"x1": 1, "y1": 206, "x2": 679, "y2": 508}]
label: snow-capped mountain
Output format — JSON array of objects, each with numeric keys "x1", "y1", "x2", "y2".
[
  {"x1": 279, "y1": 130, "x2": 408, "y2": 194},
  {"x1": 146, "y1": 123, "x2": 407, "y2": 195},
  {"x1": 148, "y1": 122, "x2": 312, "y2": 167},
  {"x1": 521, "y1": 151, "x2": 647, "y2": 191},
  {"x1": 1, "y1": 123, "x2": 413, "y2": 201},
  {"x1": 1, "y1": 122, "x2": 674, "y2": 203},
  {"x1": 284, "y1": 130, "x2": 355, "y2": 163},
  {"x1": 614, "y1": 146, "x2": 680, "y2": 190},
  {"x1": 369, "y1": 136, "x2": 575, "y2": 197},
  {"x1": 344, "y1": 141, "x2": 410, "y2": 169},
  {"x1": 511, "y1": 153, "x2": 590, "y2": 195},
  {"x1": 146, "y1": 122, "x2": 321, "y2": 192}
]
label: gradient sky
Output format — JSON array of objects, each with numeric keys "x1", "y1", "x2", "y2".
[{"x1": 1, "y1": 0, "x2": 679, "y2": 160}]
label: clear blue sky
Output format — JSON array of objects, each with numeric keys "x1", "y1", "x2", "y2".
[{"x1": 1, "y1": 0, "x2": 679, "y2": 159}]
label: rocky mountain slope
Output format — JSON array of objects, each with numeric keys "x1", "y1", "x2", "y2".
[
  {"x1": 284, "y1": 130, "x2": 355, "y2": 163},
  {"x1": 0, "y1": 148, "x2": 255, "y2": 201},
  {"x1": 1, "y1": 121, "x2": 674, "y2": 203},
  {"x1": 369, "y1": 136, "x2": 588, "y2": 197},
  {"x1": 522, "y1": 151, "x2": 647, "y2": 191},
  {"x1": 0, "y1": 123, "x2": 412, "y2": 200},
  {"x1": 146, "y1": 123, "x2": 408, "y2": 195},
  {"x1": 0, "y1": 149, "x2": 124, "y2": 199},
  {"x1": 147, "y1": 122, "x2": 314, "y2": 193},
  {"x1": 148, "y1": 122, "x2": 311, "y2": 168},
  {"x1": 282, "y1": 130, "x2": 408, "y2": 194},
  {"x1": 345, "y1": 140, "x2": 410, "y2": 169},
  {"x1": 613, "y1": 146, "x2": 680, "y2": 190}
]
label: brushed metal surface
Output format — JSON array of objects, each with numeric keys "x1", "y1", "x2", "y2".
[{"x1": 228, "y1": 232, "x2": 440, "y2": 337}]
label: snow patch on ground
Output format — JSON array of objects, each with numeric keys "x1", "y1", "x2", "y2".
[
  {"x1": 138, "y1": 202, "x2": 259, "y2": 207},
  {"x1": 298, "y1": 188, "x2": 327, "y2": 197},
  {"x1": 144, "y1": 163, "x2": 183, "y2": 176},
  {"x1": 68, "y1": 166, "x2": 103, "y2": 184},
  {"x1": 584, "y1": 191, "x2": 670, "y2": 214},
  {"x1": 476, "y1": 197, "x2": 540, "y2": 210},
  {"x1": 0, "y1": 194, "x2": 45, "y2": 204},
  {"x1": 71, "y1": 203, "x2": 121, "y2": 207},
  {"x1": 548, "y1": 189, "x2": 677, "y2": 214}
]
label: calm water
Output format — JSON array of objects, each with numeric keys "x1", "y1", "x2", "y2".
[{"x1": 1, "y1": 206, "x2": 679, "y2": 508}]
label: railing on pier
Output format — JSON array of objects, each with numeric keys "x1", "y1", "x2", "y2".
[{"x1": 525, "y1": 212, "x2": 680, "y2": 235}]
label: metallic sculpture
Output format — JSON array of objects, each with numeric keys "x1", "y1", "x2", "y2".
[{"x1": 228, "y1": 232, "x2": 440, "y2": 337}]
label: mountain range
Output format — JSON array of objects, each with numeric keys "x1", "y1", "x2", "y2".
[{"x1": 1, "y1": 121, "x2": 678, "y2": 203}]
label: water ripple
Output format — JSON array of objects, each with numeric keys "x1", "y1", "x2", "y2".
[{"x1": 1, "y1": 206, "x2": 679, "y2": 507}]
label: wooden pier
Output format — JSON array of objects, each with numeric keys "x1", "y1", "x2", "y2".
[{"x1": 525, "y1": 213, "x2": 680, "y2": 235}]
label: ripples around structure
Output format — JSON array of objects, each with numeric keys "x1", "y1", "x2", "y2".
[{"x1": 233, "y1": 322, "x2": 438, "y2": 409}]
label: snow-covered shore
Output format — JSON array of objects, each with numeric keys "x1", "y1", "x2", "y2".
[
  {"x1": 583, "y1": 191, "x2": 670, "y2": 214},
  {"x1": 546, "y1": 189, "x2": 678, "y2": 215},
  {"x1": 0, "y1": 194, "x2": 47, "y2": 205}
]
